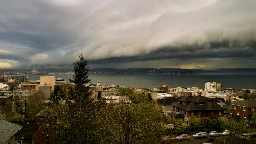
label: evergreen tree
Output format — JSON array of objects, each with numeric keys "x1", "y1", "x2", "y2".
[
  {"x1": 48, "y1": 54, "x2": 102, "y2": 143},
  {"x1": 48, "y1": 55, "x2": 168, "y2": 143},
  {"x1": 68, "y1": 54, "x2": 92, "y2": 105},
  {"x1": 49, "y1": 85, "x2": 65, "y2": 105}
]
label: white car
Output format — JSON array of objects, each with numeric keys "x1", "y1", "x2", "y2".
[
  {"x1": 192, "y1": 132, "x2": 208, "y2": 138},
  {"x1": 220, "y1": 130, "x2": 230, "y2": 136},
  {"x1": 175, "y1": 134, "x2": 190, "y2": 140},
  {"x1": 209, "y1": 131, "x2": 220, "y2": 137}
]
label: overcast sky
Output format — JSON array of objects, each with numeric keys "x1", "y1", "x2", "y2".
[{"x1": 0, "y1": 0, "x2": 256, "y2": 69}]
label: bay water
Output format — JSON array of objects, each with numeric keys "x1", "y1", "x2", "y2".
[{"x1": 24, "y1": 72, "x2": 256, "y2": 90}]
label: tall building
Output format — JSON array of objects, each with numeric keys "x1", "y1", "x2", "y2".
[
  {"x1": 205, "y1": 82, "x2": 222, "y2": 92},
  {"x1": 39, "y1": 76, "x2": 56, "y2": 99},
  {"x1": 158, "y1": 84, "x2": 169, "y2": 93}
]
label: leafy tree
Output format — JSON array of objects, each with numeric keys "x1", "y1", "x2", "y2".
[
  {"x1": 117, "y1": 87, "x2": 135, "y2": 97},
  {"x1": 26, "y1": 91, "x2": 45, "y2": 120},
  {"x1": 221, "y1": 118, "x2": 246, "y2": 136},
  {"x1": 248, "y1": 92, "x2": 256, "y2": 99},
  {"x1": 250, "y1": 114, "x2": 256, "y2": 124},
  {"x1": 8, "y1": 81, "x2": 19, "y2": 100},
  {"x1": 97, "y1": 101, "x2": 167, "y2": 144},
  {"x1": 204, "y1": 118, "x2": 223, "y2": 132},
  {"x1": 48, "y1": 54, "x2": 102, "y2": 143},
  {"x1": 117, "y1": 88, "x2": 150, "y2": 104},
  {"x1": 188, "y1": 117, "x2": 202, "y2": 132},
  {"x1": 48, "y1": 55, "x2": 168, "y2": 143},
  {"x1": 242, "y1": 93, "x2": 250, "y2": 100},
  {"x1": 6, "y1": 113, "x2": 24, "y2": 122},
  {"x1": 173, "y1": 119, "x2": 187, "y2": 134}
]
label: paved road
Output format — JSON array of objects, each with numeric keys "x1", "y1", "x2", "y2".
[{"x1": 177, "y1": 138, "x2": 208, "y2": 144}]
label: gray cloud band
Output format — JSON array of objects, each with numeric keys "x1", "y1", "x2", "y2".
[{"x1": 0, "y1": 0, "x2": 256, "y2": 68}]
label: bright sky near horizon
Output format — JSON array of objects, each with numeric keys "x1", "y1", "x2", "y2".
[{"x1": 0, "y1": 0, "x2": 256, "y2": 69}]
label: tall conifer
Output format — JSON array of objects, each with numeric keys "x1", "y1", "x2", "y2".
[{"x1": 68, "y1": 54, "x2": 91, "y2": 105}]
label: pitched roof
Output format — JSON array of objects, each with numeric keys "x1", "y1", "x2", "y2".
[
  {"x1": 172, "y1": 96, "x2": 225, "y2": 111},
  {"x1": 157, "y1": 97, "x2": 179, "y2": 106},
  {"x1": 233, "y1": 98, "x2": 256, "y2": 107},
  {"x1": 0, "y1": 120, "x2": 22, "y2": 144},
  {"x1": 37, "y1": 106, "x2": 57, "y2": 117},
  {"x1": 169, "y1": 112, "x2": 184, "y2": 119},
  {"x1": 178, "y1": 96, "x2": 194, "y2": 102}
]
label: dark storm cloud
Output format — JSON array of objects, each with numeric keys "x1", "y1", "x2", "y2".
[
  {"x1": 88, "y1": 46, "x2": 255, "y2": 64},
  {"x1": 0, "y1": 0, "x2": 256, "y2": 68}
]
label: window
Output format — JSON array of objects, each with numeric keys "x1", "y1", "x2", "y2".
[
  {"x1": 185, "y1": 111, "x2": 187, "y2": 116},
  {"x1": 252, "y1": 107, "x2": 255, "y2": 111},
  {"x1": 16, "y1": 140, "x2": 22, "y2": 144},
  {"x1": 244, "y1": 114, "x2": 246, "y2": 118},
  {"x1": 199, "y1": 112, "x2": 202, "y2": 116},
  {"x1": 219, "y1": 111, "x2": 222, "y2": 116},
  {"x1": 233, "y1": 105, "x2": 236, "y2": 109},
  {"x1": 243, "y1": 107, "x2": 246, "y2": 111},
  {"x1": 237, "y1": 112, "x2": 239, "y2": 115},
  {"x1": 191, "y1": 112, "x2": 194, "y2": 116}
]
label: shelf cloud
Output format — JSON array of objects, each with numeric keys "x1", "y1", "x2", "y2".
[{"x1": 0, "y1": 0, "x2": 256, "y2": 69}]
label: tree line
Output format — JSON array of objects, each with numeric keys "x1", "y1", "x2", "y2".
[
  {"x1": 2, "y1": 55, "x2": 256, "y2": 144},
  {"x1": 45, "y1": 55, "x2": 168, "y2": 143}
]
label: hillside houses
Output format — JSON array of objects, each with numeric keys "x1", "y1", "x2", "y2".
[
  {"x1": 171, "y1": 95, "x2": 226, "y2": 119},
  {"x1": 231, "y1": 98, "x2": 256, "y2": 122}
]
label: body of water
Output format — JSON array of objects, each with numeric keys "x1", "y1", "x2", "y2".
[{"x1": 24, "y1": 72, "x2": 256, "y2": 90}]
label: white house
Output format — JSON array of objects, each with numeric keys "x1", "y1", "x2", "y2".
[{"x1": 0, "y1": 83, "x2": 8, "y2": 90}]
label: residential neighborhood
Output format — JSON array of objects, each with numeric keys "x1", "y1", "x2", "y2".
[{"x1": 1, "y1": 72, "x2": 256, "y2": 143}]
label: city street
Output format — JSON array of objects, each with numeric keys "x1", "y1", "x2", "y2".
[{"x1": 177, "y1": 138, "x2": 208, "y2": 144}]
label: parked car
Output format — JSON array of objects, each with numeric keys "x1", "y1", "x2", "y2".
[
  {"x1": 162, "y1": 135, "x2": 171, "y2": 141},
  {"x1": 175, "y1": 134, "x2": 190, "y2": 140},
  {"x1": 192, "y1": 132, "x2": 208, "y2": 138},
  {"x1": 209, "y1": 131, "x2": 220, "y2": 137},
  {"x1": 220, "y1": 130, "x2": 230, "y2": 136}
]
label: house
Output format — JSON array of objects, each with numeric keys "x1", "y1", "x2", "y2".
[
  {"x1": 15, "y1": 121, "x2": 38, "y2": 144},
  {"x1": 31, "y1": 107, "x2": 56, "y2": 144},
  {"x1": 0, "y1": 83, "x2": 8, "y2": 90},
  {"x1": 205, "y1": 92, "x2": 230, "y2": 102},
  {"x1": 158, "y1": 84, "x2": 169, "y2": 93},
  {"x1": 54, "y1": 83, "x2": 73, "y2": 95},
  {"x1": 0, "y1": 120, "x2": 22, "y2": 144},
  {"x1": 171, "y1": 95, "x2": 226, "y2": 119},
  {"x1": 231, "y1": 98, "x2": 256, "y2": 122},
  {"x1": 20, "y1": 83, "x2": 39, "y2": 91},
  {"x1": 157, "y1": 97, "x2": 179, "y2": 116}
]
